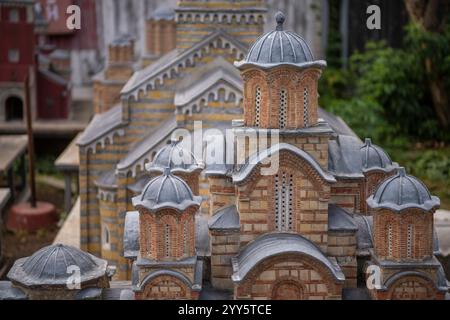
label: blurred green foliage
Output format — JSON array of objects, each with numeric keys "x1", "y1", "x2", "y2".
[
  {"x1": 320, "y1": 22, "x2": 450, "y2": 208},
  {"x1": 36, "y1": 155, "x2": 62, "y2": 178}
]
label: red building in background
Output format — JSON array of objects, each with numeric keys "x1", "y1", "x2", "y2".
[
  {"x1": 0, "y1": 0, "x2": 70, "y2": 124},
  {"x1": 0, "y1": 0, "x2": 36, "y2": 122}
]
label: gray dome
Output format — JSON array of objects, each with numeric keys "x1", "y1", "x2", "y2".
[
  {"x1": 367, "y1": 168, "x2": 440, "y2": 212},
  {"x1": 146, "y1": 140, "x2": 204, "y2": 174},
  {"x1": 133, "y1": 170, "x2": 202, "y2": 212},
  {"x1": 360, "y1": 138, "x2": 394, "y2": 171},
  {"x1": 7, "y1": 244, "x2": 108, "y2": 287},
  {"x1": 235, "y1": 12, "x2": 326, "y2": 70}
]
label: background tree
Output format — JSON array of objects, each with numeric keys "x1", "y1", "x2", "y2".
[{"x1": 404, "y1": 0, "x2": 450, "y2": 128}]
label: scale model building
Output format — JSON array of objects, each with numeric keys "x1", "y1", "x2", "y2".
[{"x1": 0, "y1": 0, "x2": 448, "y2": 300}]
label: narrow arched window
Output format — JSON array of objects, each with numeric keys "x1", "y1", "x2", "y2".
[
  {"x1": 274, "y1": 172, "x2": 294, "y2": 231},
  {"x1": 254, "y1": 87, "x2": 261, "y2": 127},
  {"x1": 303, "y1": 87, "x2": 309, "y2": 127},
  {"x1": 274, "y1": 174, "x2": 280, "y2": 229},
  {"x1": 164, "y1": 224, "x2": 170, "y2": 258},
  {"x1": 145, "y1": 222, "x2": 152, "y2": 256},
  {"x1": 387, "y1": 224, "x2": 393, "y2": 257},
  {"x1": 102, "y1": 225, "x2": 111, "y2": 250},
  {"x1": 183, "y1": 222, "x2": 189, "y2": 256},
  {"x1": 407, "y1": 224, "x2": 414, "y2": 259},
  {"x1": 279, "y1": 89, "x2": 288, "y2": 129}
]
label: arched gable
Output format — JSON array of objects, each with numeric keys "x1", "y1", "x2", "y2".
[{"x1": 233, "y1": 143, "x2": 336, "y2": 196}]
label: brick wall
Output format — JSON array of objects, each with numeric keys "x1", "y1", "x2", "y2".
[
  {"x1": 363, "y1": 170, "x2": 395, "y2": 214},
  {"x1": 234, "y1": 132, "x2": 329, "y2": 171},
  {"x1": 138, "y1": 208, "x2": 197, "y2": 261},
  {"x1": 327, "y1": 232, "x2": 357, "y2": 288},
  {"x1": 331, "y1": 178, "x2": 363, "y2": 214},
  {"x1": 175, "y1": 11, "x2": 264, "y2": 50},
  {"x1": 208, "y1": 176, "x2": 236, "y2": 215},
  {"x1": 373, "y1": 209, "x2": 434, "y2": 261},
  {"x1": 93, "y1": 81, "x2": 126, "y2": 114},
  {"x1": 147, "y1": 19, "x2": 176, "y2": 57},
  {"x1": 136, "y1": 274, "x2": 197, "y2": 300},
  {"x1": 98, "y1": 195, "x2": 128, "y2": 280},
  {"x1": 237, "y1": 153, "x2": 331, "y2": 251},
  {"x1": 367, "y1": 267, "x2": 445, "y2": 300},
  {"x1": 234, "y1": 254, "x2": 342, "y2": 300},
  {"x1": 79, "y1": 135, "x2": 128, "y2": 257},
  {"x1": 241, "y1": 67, "x2": 322, "y2": 129},
  {"x1": 210, "y1": 230, "x2": 240, "y2": 290},
  {"x1": 109, "y1": 43, "x2": 134, "y2": 64}
]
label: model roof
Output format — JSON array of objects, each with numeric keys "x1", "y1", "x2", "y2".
[
  {"x1": 231, "y1": 233, "x2": 345, "y2": 283},
  {"x1": 367, "y1": 168, "x2": 440, "y2": 212},
  {"x1": 235, "y1": 12, "x2": 326, "y2": 70},
  {"x1": 146, "y1": 139, "x2": 204, "y2": 174},
  {"x1": 77, "y1": 104, "x2": 124, "y2": 147},
  {"x1": 8, "y1": 244, "x2": 108, "y2": 287},
  {"x1": 328, "y1": 204, "x2": 358, "y2": 233},
  {"x1": 208, "y1": 205, "x2": 240, "y2": 231},
  {"x1": 132, "y1": 170, "x2": 202, "y2": 212},
  {"x1": 328, "y1": 135, "x2": 397, "y2": 178},
  {"x1": 233, "y1": 143, "x2": 336, "y2": 185}
]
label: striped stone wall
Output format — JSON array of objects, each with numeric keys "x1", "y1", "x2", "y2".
[{"x1": 79, "y1": 135, "x2": 127, "y2": 256}]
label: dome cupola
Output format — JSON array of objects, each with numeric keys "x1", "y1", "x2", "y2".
[
  {"x1": 235, "y1": 12, "x2": 326, "y2": 70},
  {"x1": 145, "y1": 139, "x2": 204, "y2": 174},
  {"x1": 360, "y1": 138, "x2": 394, "y2": 171},
  {"x1": 133, "y1": 168, "x2": 202, "y2": 212},
  {"x1": 367, "y1": 168, "x2": 440, "y2": 212},
  {"x1": 8, "y1": 244, "x2": 109, "y2": 287},
  {"x1": 236, "y1": 12, "x2": 325, "y2": 130}
]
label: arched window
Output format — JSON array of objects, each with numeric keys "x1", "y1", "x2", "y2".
[
  {"x1": 183, "y1": 222, "x2": 189, "y2": 256},
  {"x1": 164, "y1": 224, "x2": 170, "y2": 258},
  {"x1": 387, "y1": 224, "x2": 393, "y2": 257},
  {"x1": 407, "y1": 224, "x2": 414, "y2": 259},
  {"x1": 102, "y1": 225, "x2": 111, "y2": 250},
  {"x1": 145, "y1": 222, "x2": 152, "y2": 256},
  {"x1": 274, "y1": 172, "x2": 294, "y2": 232},
  {"x1": 303, "y1": 87, "x2": 309, "y2": 127},
  {"x1": 279, "y1": 89, "x2": 288, "y2": 129},
  {"x1": 254, "y1": 87, "x2": 261, "y2": 127},
  {"x1": 5, "y1": 96, "x2": 23, "y2": 121}
]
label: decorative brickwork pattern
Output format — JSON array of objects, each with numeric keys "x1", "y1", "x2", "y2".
[
  {"x1": 234, "y1": 254, "x2": 342, "y2": 300},
  {"x1": 136, "y1": 275, "x2": 195, "y2": 300},
  {"x1": 373, "y1": 210, "x2": 434, "y2": 261},
  {"x1": 242, "y1": 67, "x2": 321, "y2": 129},
  {"x1": 138, "y1": 208, "x2": 197, "y2": 261},
  {"x1": 237, "y1": 152, "x2": 331, "y2": 250}
]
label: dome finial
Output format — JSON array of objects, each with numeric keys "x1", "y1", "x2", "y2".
[
  {"x1": 275, "y1": 12, "x2": 285, "y2": 31},
  {"x1": 398, "y1": 167, "x2": 406, "y2": 177}
]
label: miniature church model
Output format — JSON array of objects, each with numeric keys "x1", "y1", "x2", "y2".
[{"x1": 117, "y1": 8, "x2": 447, "y2": 300}]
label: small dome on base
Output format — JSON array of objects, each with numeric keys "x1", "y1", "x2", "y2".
[{"x1": 367, "y1": 168, "x2": 440, "y2": 212}]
